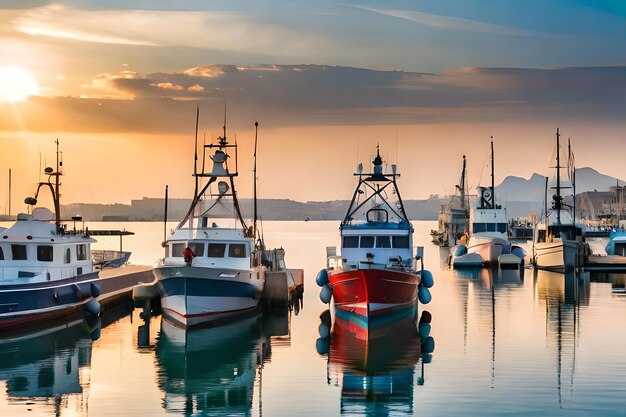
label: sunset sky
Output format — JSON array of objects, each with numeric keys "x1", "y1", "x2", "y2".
[{"x1": 1, "y1": 1, "x2": 625, "y2": 212}]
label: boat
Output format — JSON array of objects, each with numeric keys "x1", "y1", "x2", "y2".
[
  {"x1": 452, "y1": 140, "x2": 524, "y2": 268},
  {"x1": 433, "y1": 155, "x2": 470, "y2": 247},
  {"x1": 0, "y1": 318, "x2": 97, "y2": 414},
  {"x1": 153, "y1": 116, "x2": 268, "y2": 327},
  {"x1": 532, "y1": 129, "x2": 582, "y2": 272},
  {"x1": 321, "y1": 146, "x2": 427, "y2": 321},
  {"x1": 322, "y1": 313, "x2": 431, "y2": 417},
  {"x1": 156, "y1": 315, "x2": 268, "y2": 416},
  {"x1": 605, "y1": 229, "x2": 626, "y2": 256},
  {"x1": 509, "y1": 217, "x2": 534, "y2": 240},
  {"x1": 0, "y1": 140, "x2": 102, "y2": 331}
]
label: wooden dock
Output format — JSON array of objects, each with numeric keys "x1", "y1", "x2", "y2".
[
  {"x1": 583, "y1": 255, "x2": 626, "y2": 272},
  {"x1": 97, "y1": 265, "x2": 154, "y2": 306}
]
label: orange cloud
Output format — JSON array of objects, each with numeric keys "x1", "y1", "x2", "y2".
[{"x1": 154, "y1": 82, "x2": 183, "y2": 91}]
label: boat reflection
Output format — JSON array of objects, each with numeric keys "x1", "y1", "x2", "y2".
[
  {"x1": 319, "y1": 311, "x2": 433, "y2": 416},
  {"x1": 533, "y1": 268, "x2": 589, "y2": 407},
  {"x1": 0, "y1": 317, "x2": 99, "y2": 415},
  {"x1": 155, "y1": 314, "x2": 271, "y2": 416}
]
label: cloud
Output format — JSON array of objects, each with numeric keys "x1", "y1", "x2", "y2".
[
  {"x1": 1, "y1": 64, "x2": 625, "y2": 133},
  {"x1": 154, "y1": 82, "x2": 183, "y2": 91},
  {"x1": 353, "y1": 5, "x2": 540, "y2": 36},
  {"x1": 13, "y1": 4, "x2": 328, "y2": 56}
]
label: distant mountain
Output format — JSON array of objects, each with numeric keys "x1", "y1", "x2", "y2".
[
  {"x1": 496, "y1": 173, "x2": 546, "y2": 202},
  {"x1": 496, "y1": 167, "x2": 623, "y2": 203},
  {"x1": 574, "y1": 167, "x2": 623, "y2": 193}
]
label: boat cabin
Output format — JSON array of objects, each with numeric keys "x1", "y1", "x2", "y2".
[
  {"x1": 340, "y1": 222, "x2": 413, "y2": 270},
  {"x1": 471, "y1": 187, "x2": 508, "y2": 235},
  {"x1": 162, "y1": 227, "x2": 255, "y2": 270},
  {"x1": 0, "y1": 212, "x2": 94, "y2": 283},
  {"x1": 534, "y1": 210, "x2": 582, "y2": 244}
]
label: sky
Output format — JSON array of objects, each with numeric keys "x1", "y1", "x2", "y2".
[{"x1": 0, "y1": 1, "x2": 625, "y2": 211}]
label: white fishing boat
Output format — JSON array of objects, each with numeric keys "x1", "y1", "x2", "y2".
[
  {"x1": 452, "y1": 140, "x2": 524, "y2": 268},
  {"x1": 153, "y1": 116, "x2": 267, "y2": 327},
  {"x1": 434, "y1": 155, "x2": 470, "y2": 247},
  {"x1": 532, "y1": 129, "x2": 582, "y2": 272},
  {"x1": 0, "y1": 141, "x2": 102, "y2": 330}
]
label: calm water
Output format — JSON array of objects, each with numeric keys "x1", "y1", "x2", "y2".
[{"x1": 1, "y1": 220, "x2": 626, "y2": 416}]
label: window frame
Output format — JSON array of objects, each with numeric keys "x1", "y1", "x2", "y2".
[
  {"x1": 375, "y1": 236, "x2": 391, "y2": 248},
  {"x1": 392, "y1": 236, "x2": 410, "y2": 248},
  {"x1": 343, "y1": 236, "x2": 359, "y2": 248},
  {"x1": 360, "y1": 236, "x2": 375, "y2": 248},
  {"x1": 37, "y1": 245, "x2": 54, "y2": 262},
  {"x1": 76, "y1": 244, "x2": 87, "y2": 261},
  {"x1": 228, "y1": 243, "x2": 247, "y2": 258},
  {"x1": 207, "y1": 243, "x2": 226, "y2": 258},
  {"x1": 11, "y1": 244, "x2": 27, "y2": 261}
]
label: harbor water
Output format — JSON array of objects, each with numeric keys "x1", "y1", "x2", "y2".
[{"x1": 1, "y1": 220, "x2": 626, "y2": 416}]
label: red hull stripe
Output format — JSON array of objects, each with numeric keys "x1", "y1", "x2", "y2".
[{"x1": 329, "y1": 268, "x2": 420, "y2": 308}]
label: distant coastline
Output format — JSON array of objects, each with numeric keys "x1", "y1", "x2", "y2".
[{"x1": 2, "y1": 167, "x2": 620, "y2": 223}]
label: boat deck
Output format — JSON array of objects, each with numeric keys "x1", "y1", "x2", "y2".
[{"x1": 583, "y1": 255, "x2": 626, "y2": 271}]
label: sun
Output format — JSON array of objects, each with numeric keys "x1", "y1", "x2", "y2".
[{"x1": 0, "y1": 66, "x2": 39, "y2": 103}]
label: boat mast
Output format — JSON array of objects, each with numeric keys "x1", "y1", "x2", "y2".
[
  {"x1": 193, "y1": 104, "x2": 199, "y2": 198},
  {"x1": 556, "y1": 128, "x2": 561, "y2": 225},
  {"x1": 490, "y1": 137, "x2": 495, "y2": 206},
  {"x1": 460, "y1": 155, "x2": 467, "y2": 210},
  {"x1": 163, "y1": 185, "x2": 168, "y2": 244},
  {"x1": 569, "y1": 138, "x2": 576, "y2": 222},
  {"x1": 8, "y1": 168, "x2": 11, "y2": 219},
  {"x1": 253, "y1": 121, "x2": 259, "y2": 243},
  {"x1": 53, "y1": 139, "x2": 61, "y2": 228}
]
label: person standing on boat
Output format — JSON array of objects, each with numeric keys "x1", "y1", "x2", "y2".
[{"x1": 183, "y1": 246, "x2": 195, "y2": 266}]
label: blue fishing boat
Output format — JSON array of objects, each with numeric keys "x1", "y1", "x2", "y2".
[
  {"x1": 605, "y1": 229, "x2": 626, "y2": 256},
  {"x1": 0, "y1": 141, "x2": 101, "y2": 331}
]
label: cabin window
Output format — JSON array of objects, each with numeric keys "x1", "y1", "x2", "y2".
[
  {"x1": 537, "y1": 230, "x2": 546, "y2": 243},
  {"x1": 76, "y1": 244, "x2": 87, "y2": 261},
  {"x1": 11, "y1": 244, "x2": 27, "y2": 260},
  {"x1": 392, "y1": 236, "x2": 410, "y2": 248},
  {"x1": 376, "y1": 236, "x2": 391, "y2": 248},
  {"x1": 64, "y1": 248, "x2": 71, "y2": 263},
  {"x1": 172, "y1": 244, "x2": 185, "y2": 257},
  {"x1": 360, "y1": 236, "x2": 375, "y2": 248},
  {"x1": 189, "y1": 243, "x2": 205, "y2": 257},
  {"x1": 0, "y1": 247, "x2": 3, "y2": 260},
  {"x1": 37, "y1": 245, "x2": 54, "y2": 262},
  {"x1": 473, "y1": 223, "x2": 486, "y2": 233},
  {"x1": 343, "y1": 236, "x2": 359, "y2": 248},
  {"x1": 229, "y1": 244, "x2": 246, "y2": 258},
  {"x1": 472, "y1": 223, "x2": 508, "y2": 234},
  {"x1": 207, "y1": 243, "x2": 226, "y2": 258}
]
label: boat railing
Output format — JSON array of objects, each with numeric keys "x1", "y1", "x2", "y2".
[
  {"x1": 358, "y1": 261, "x2": 387, "y2": 270},
  {"x1": 92, "y1": 250, "x2": 131, "y2": 269}
]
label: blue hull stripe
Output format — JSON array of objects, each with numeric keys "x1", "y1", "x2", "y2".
[
  {"x1": 0, "y1": 280, "x2": 96, "y2": 318},
  {"x1": 158, "y1": 276, "x2": 259, "y2": 298},
  {"x1": 334, "y1": 305, "x2": 417, "y2": 330}
]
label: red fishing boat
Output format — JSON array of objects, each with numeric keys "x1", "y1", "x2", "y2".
[{"x1": 318, "y1": 146, "x2": 432, "y2": 321}]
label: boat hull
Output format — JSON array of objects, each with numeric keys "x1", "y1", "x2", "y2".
[
  {"x1": 0, "y1": 273, "x2": 100, "y2": 331},
  {"x1": 154, "y1": 266, "x2": 264, "y2": 327},
  {"x1": 534, "y1": 240, "x2": 579, "y2": 272},
  {"x1": 467, "y1": 235, "x2": 510, "y2": 264},
  {"x1": 328, "y1": 268, "x2": 420, "y2": 320}
]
